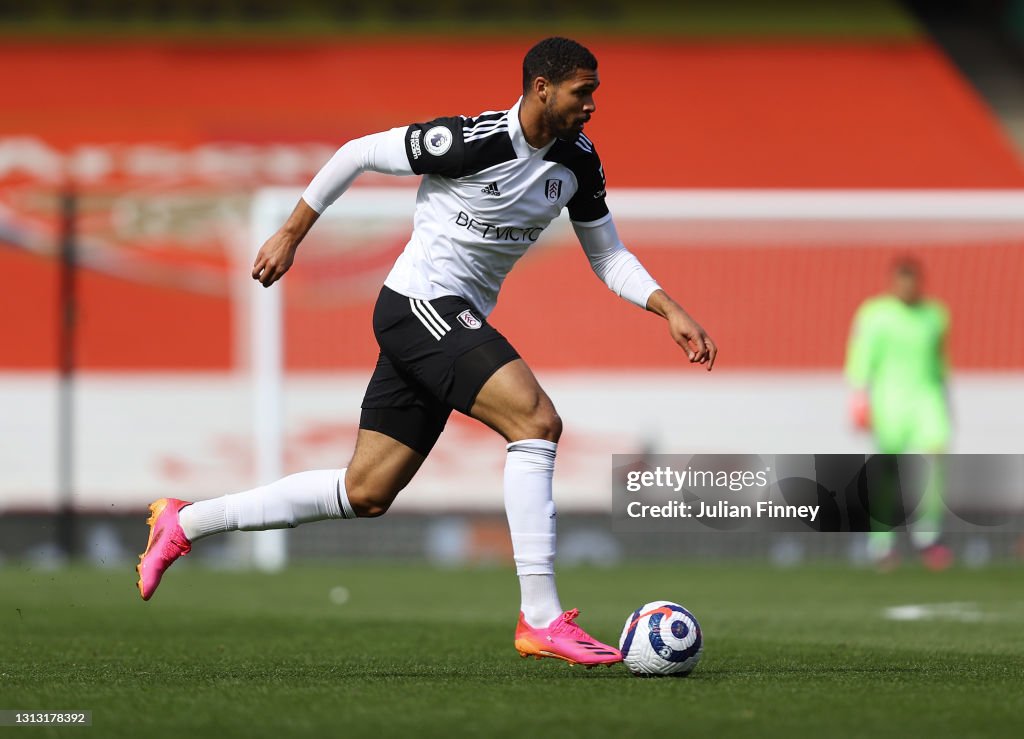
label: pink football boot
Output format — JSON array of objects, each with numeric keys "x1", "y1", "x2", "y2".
[
  {"x1": 136, "y1": 498, "x2": 192, "y2": 601},
  {"x1": 514, "y1": 608, "x2": 622, "y2": 667}
]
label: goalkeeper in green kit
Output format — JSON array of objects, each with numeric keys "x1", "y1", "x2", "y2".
[{"x1": 845, "y1": 257, "x2": 953, "y2": 571}]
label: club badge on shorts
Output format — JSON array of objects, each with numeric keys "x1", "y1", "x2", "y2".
[{"x1": 457, "y1": 309, "x2": 481, "y2": 329}]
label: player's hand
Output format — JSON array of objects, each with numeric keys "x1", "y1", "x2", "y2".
[
  {"x1": 850, "y1": 390, "x2": 871, "y2": 430},
  {"x1": 668, "y1": 309, "x2": 717, "y2": 371},
  {"x1": 252, "y1": 232, "x2": 298, "y2": 287}
]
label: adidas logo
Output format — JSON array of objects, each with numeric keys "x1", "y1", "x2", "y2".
[{"x1": 481, "y1": 182, "x2": 501, "y2": 196}]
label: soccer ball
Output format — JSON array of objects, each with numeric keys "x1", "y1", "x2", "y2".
[{"x1": 618, "y1": 600, "x2": 703, "y2": 677}]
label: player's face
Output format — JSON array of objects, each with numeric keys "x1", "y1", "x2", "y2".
[
  {"x1": 543, "y1": 68, "x2": 599, "y2": 139},
  {"x1": 893, "y1": 270, "x2": 921, "y2": 304}
]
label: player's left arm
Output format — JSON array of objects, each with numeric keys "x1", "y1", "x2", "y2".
[
  {"x1": 567, "y1": 147, "x2": 715, "y2": 369},
  {"x1": 647, "y1": 286, "x2": 717, "y2": 370},
  {"x1": 573, "y1": 217, "x2": 716, "y2": 370}
]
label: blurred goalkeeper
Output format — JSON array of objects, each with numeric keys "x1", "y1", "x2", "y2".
[
  {"x1": 136, "y1": 37, "x2": 716, "y2": 666},
  {"x1": 845, "y1": 257, "x2": 952, "y2": 571}
]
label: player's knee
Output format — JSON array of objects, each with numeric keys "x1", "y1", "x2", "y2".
[
  {"x1": 520, "y1": 401, "x2": 562, "y2": 442},
  {"x1": 353, "y1": 499, "x2": 391, "y2": 518},
  {"x1": 344, "y1": 471, "x2": 399, "y2": 518},
  {"x1": 537, "y1": 408, "x2": 563, "y2": 442},
  {"x1": 346, "y1": 486, "x2": 394, "y2": 518}
]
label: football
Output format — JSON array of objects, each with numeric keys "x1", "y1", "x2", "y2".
[{"x1": 619, "y1": 600, "x2": 703, "y2": 677}]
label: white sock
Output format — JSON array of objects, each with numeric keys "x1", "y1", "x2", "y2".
[
  {"x1": 519, "y1": 574, "x2": 562, "y2": 627},
  {"x1": 179, "y1": 468, "x2": 356, "y2": 541},
  {"x1": 504, "y1": 439, "x2": 563, "y2": 627}
]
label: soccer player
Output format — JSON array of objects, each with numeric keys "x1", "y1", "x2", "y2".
[
  {"x1": 845, "y1": 257, "x2": 952, "y2": 571},
  {"x1": 137, "y1": 37, "x2": 717, "y2": 665}
]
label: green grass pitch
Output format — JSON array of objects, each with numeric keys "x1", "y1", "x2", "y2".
[{"x1": 2, "y1": 561, "x2": 1022, "y2": 737}]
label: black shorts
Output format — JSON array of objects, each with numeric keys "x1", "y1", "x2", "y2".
[{"x1": 359, "y1": 286, "x2": 520, "y2": 456}]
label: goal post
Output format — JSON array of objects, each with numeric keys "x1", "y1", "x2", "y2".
[{"x1": 239, "y1": 187, "x2": 419, "y2": 570}]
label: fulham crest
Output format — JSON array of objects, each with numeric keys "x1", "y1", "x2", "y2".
[
  {"x1": 545, "y1": 178, "x2": 562, "y2": 203},
  {"x1": 457, "y1": 309, "x2": 482, "y2": 329}
]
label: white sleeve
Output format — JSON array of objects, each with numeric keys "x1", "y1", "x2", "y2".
[
  {"x1": 573, "y1": 216, "x2": 661, "y2": 309},
  {"x1": 301, "y1": 127, "x2": 414, "y2": 213}
]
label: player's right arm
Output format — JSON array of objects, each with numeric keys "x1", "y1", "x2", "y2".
[
  {"x1": 253, "y1": 120, "x2": 464, "y2": 287},
  {"x1": 252, "y1": 127, "x2": 412, "y2": 286},
  {"x1": 251, "y1": 198, "x2": 319, "y2": 287},
  {"x1": 844, "y1": 300, "x2": 877, "y2": 429}
]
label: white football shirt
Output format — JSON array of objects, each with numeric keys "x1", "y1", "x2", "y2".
[
  {"x1": 386, "y1": 98, "x2": 610, "y2": 316},
  {"x1": 303, "y1": 97, "x2": 658, "y2": 316}
]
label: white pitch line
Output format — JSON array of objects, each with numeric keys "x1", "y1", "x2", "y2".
[{"x1": 884, "y1": 602, "x2": 985, "y2": 623}]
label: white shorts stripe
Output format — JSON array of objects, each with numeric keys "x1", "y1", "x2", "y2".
[
  {"x1": 409, "y1": 298, "x2": 443, "y2": 341},
  {"x1": 419, "y1": 298, "x2": 452, "y2": 332}
]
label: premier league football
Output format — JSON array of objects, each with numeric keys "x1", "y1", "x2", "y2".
[{"x1": 619, "y1": 601, "x2": 703, "y2": 677}]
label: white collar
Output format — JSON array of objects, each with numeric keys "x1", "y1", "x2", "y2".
[{"x1": 508, "y1": 97, "x2": 556, "y2": 159}]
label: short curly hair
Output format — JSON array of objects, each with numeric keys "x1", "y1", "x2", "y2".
[{"x1": 522, "y1": 37, "x2": 598, "y2": 94}]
